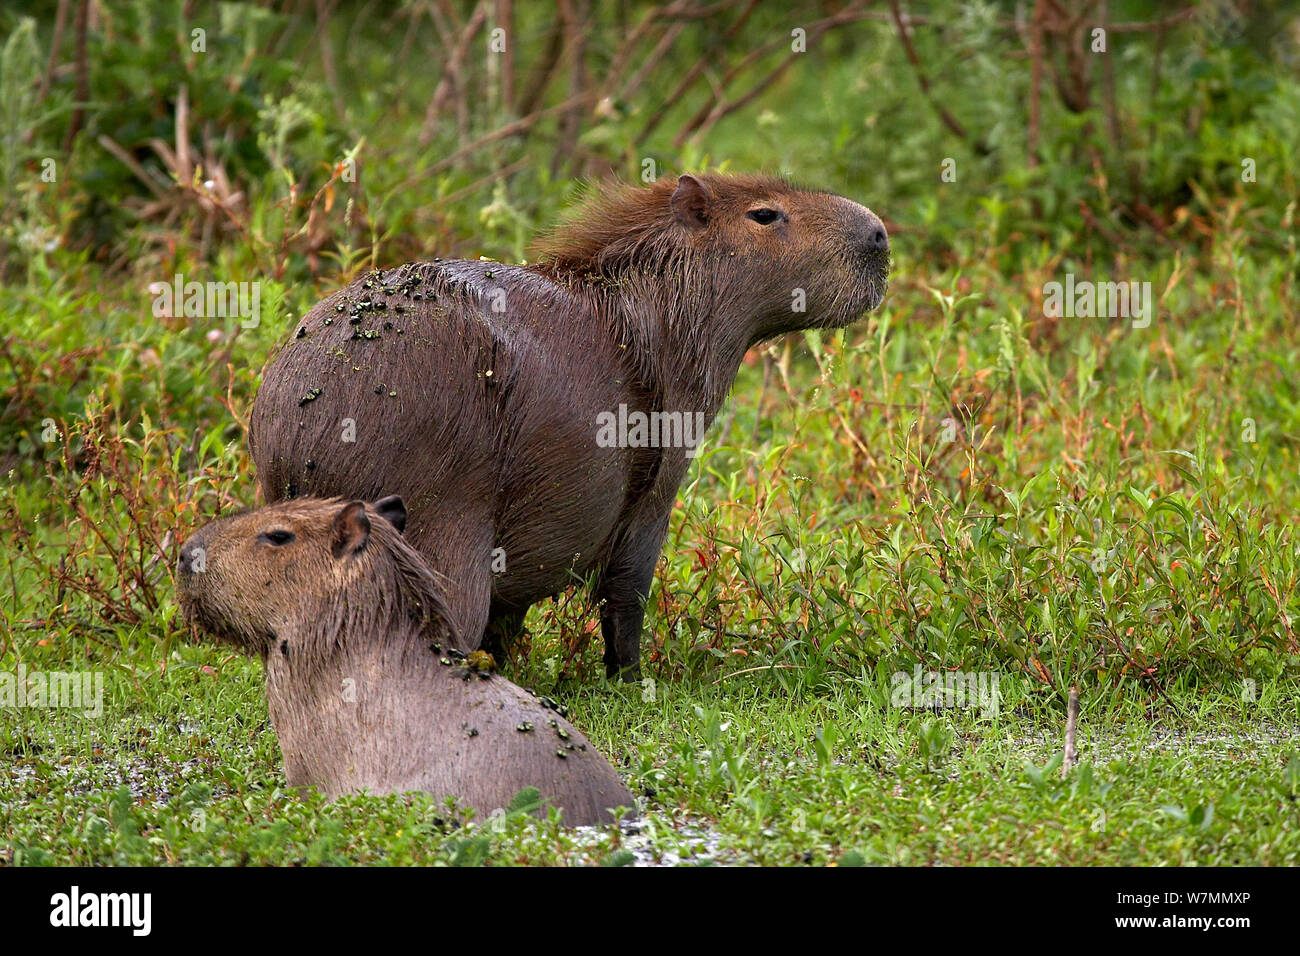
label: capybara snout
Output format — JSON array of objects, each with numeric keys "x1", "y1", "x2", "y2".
[{"x1": 842, "y1": 199, "x2": 890, "y2": 262}]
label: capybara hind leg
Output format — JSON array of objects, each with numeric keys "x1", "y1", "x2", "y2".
[{"x1": 597, "y1": 514, "x2": 670, "y2": 681}]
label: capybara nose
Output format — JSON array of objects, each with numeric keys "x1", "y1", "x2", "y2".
[
  {"x1": 859, "y1": 211, "x2": 889, "y2": 255},
  {"x1": 178, "y1": 536, "x2": 202, "y2": 576}
]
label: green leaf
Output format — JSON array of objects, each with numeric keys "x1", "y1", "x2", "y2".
[{"x1": 506, "y1": 787, "x2": 542, "y2": 816}]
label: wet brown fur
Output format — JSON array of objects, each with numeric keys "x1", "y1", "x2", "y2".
[
  {"x1": 249, "y1": 173, "x2": 889, "y2": 678},
  {"x1": 177, "y1": 497, "x2": 635, "y2": 825}
]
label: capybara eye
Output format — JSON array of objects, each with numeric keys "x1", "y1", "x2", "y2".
[
  {"x1": 259, "y1": 529, "x2": 295, "y2": 546},
  {"x1": 746, "y1": 208, "x2": 781, "y2": 225}
]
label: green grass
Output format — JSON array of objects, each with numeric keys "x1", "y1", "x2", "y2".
[
  {"x1": 5, "y1": 198, "x2": 1299, "y2": 867},
  {"x1": 3, "y1": 640, "x2": 1298, "y2": 865},
  {"x1": 4, "y1": 220, "x2": 1298, "y2": 867}
]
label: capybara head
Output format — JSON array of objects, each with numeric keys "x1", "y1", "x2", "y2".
[
  {"x1": 177, "y1": 495, "x2": 451, "y2": 655},
  {"x1": 532, "y1": 172, "x2": 889, "y2": 341}
]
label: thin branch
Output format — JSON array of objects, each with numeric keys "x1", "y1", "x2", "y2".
[
  {"x1": 407, "y1": 91, "x2": 597, "y2": 189},
  {"x1": 888, "y1": 0, "x2": 970, "y2": 141},
  {"x1": 678, "y1": 3, "x2": 871, "y2": 147},
  {"x1": 419, "y1": 2, "x2": 488, "y2": 147},
  {"x1": 61, "y1": 0, "x2": 90, "y2": 153},
  {"x1": 1061, "y1": 685, "x2": 1080, "y2": 775},
  {"x1": 35, "y1": 0, "x2": 69, "y2": 107}
]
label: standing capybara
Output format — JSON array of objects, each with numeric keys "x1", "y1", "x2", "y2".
[
  {"x1": 176, "y1": 495, "x2": 634, "y2": 826},
  {"x1": 249, "y1": 173, "x2": 889, "y2": 679}
]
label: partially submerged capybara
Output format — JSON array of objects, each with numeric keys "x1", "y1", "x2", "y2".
[
  {"x1": 176, "y1": 495, "x2": 634, "y2": 826},
  {"x1": 249, "y1": 173, "x2": 889, "y2": 678}
]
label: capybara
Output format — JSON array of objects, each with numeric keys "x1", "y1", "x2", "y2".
[
  {"x1": 176, "y1": 495, "x2": 634, "y2": 826},
  {"x1": 249, "y1": 173, "x2": 889, "y2": 679}
]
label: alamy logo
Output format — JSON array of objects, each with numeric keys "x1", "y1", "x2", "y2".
[
  {"x1": 149, "y1": 273, "x2": 261, "y2": 329},
  {"x1": 890, "y1": 666, "x2": 999, "y2": 717},
  {"x1": 1042, "y1": 273, "x2": 1153, "y2": 328},
  {"x1": 0, "y1": 664, "x2": 103, "y2": 718},
  {"x1": 595, "y1": 404, "x2": 708, "y2": 457},
  {"x1": 49, "y1": 886, "x2": 151, "y2": 936}
]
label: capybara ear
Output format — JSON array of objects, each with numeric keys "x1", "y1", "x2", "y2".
[
  {"x1": 330, "y1": 501, "x2": 371, "y2": 558},
  {"x1": 670, "y1": 174, "x2": 710, "y2": 229},
  {"x1": 373, "y1": 495, "x2": 407, "y2": 533}
]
